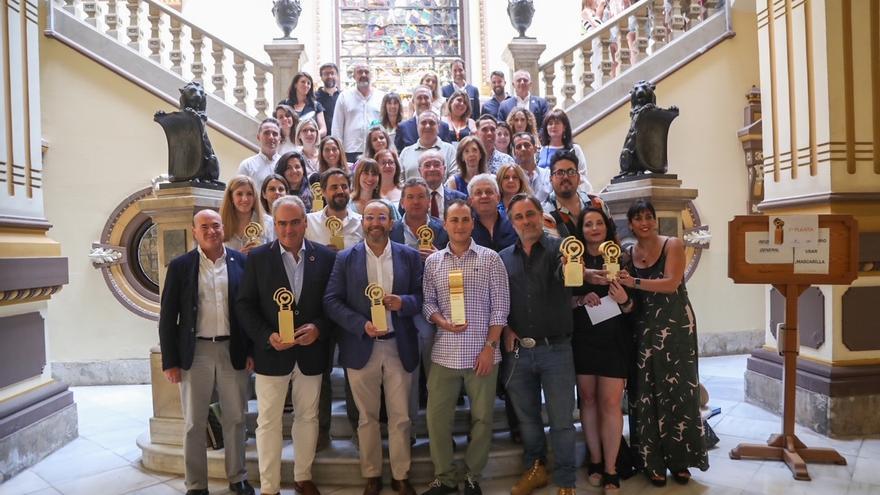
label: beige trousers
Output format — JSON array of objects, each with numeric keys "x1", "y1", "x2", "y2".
[
  {"x1": 347, "y1": 340, "x2": 413, "y2": 480},
  {"x1": 254, "y1": 363, "x2": 322, "y2": 492}
]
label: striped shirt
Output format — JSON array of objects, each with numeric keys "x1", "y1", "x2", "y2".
[{"x1": 423, "y1": 240, "x2": 509, "y2": 369}]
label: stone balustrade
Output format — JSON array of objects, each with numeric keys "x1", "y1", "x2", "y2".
[
  {"x1": 60, "y1": 0, "x2": 274, "y2": 119},
  {"x1": 537, "y1": 0, "x2": 722, "y2": 109}
]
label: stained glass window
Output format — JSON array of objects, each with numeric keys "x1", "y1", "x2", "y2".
[{"x1": 337, "y1": 0, "x2": 464, "y2": 92}]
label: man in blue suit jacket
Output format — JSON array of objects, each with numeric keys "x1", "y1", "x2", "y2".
[
  {"x1": 497, "y1": 70, "x2": 550, "y2": 132},
  {"x1": 158, "y1": 209, "x2": 253, "y2": 495},
  {"x1": 394, "y1": 86, "x2": 452, "y2": 151},
  {"x1": 441, "y1": 59, "x2": 481, "y2": 121},
  {"x1": 324, "y1": 200, "x2": 423, "y2": 495},
  {"x1": 236, "y1": 196, "x2": 335, "y2": 495}
]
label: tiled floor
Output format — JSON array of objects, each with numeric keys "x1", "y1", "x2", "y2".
[{"x1": 3, "y1": 355, "x2": 880, "y2": 494}]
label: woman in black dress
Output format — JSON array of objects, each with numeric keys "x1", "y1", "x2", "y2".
[{"x1": 573, "y1": 206, "x2": 634, "y2": 493}]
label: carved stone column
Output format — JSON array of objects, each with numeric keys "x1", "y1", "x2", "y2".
[
  {"x1": 264, "y1": 39, "x2": 307, "y2": 108},
  {"x1": 502, "y1": 38, "x2": 546, "y2": 95}
]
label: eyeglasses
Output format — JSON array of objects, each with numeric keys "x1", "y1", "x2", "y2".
[{"x1": 551, "y1": 169, "x2": 578, "y2": 178}]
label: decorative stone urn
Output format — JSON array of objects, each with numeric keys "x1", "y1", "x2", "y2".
[
  {"x1": 507, "y1": 0, "x2": 536, "y2": 39},
  {"x1": 272, "y1": 0, "x2": 302, "y2": 40}
]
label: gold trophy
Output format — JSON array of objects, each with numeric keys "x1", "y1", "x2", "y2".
[
  {"x1": 416, "y1": 225, "x2": 434, "y2": 250},
  {"x1": 560, "y1": 236, "x2": 585, "y2": 287},
  {"x1": 599, "y1": 240, "x2": 622, "y2": 281},
  {"x1": 244, "y1": 221, "x2": 264, "y2": 246},
  {"x1": 448, "y1": 270, "x2": 466, "y2": 325},
  {"x1": 273, "y1": 287, "x2": 295, "y2": 344},
  {"x1": 364, "y1": 283, "x2": 388, "y2": 332},
  {"x1": 325, "y1": 216, "x2": 344, "y2": 250},
  {"x1": 310, "y1": 182, "x2": 324, "y2": 211}
]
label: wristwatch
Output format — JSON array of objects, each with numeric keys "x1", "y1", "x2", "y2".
[
  {"x1": 635, "y1": 278, "x2": 641, "y2": 287},
  {"x1": 484, "y1": 340, "x2": 499, "y2": 350}
]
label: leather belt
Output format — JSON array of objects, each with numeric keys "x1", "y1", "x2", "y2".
[
  {"x1": 518, "y1": 335, "x2": 569, "y2": 348},
  {"x1": 197, "y1": 336, "x2": 230, "y2": 342},
  {"x1": 374, "y1": 332, "x2": 396, "y2": 341}
]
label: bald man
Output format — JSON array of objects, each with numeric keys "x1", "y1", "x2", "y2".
[{"x1": 158, "y1": 209, "x2": 254, "y2": 495}]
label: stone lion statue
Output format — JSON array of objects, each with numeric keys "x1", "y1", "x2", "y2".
[{"x1": 616, "y1": 80, "x2": 679, "y2": 178}]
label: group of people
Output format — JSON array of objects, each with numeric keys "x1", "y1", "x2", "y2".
[{"x1": 158, "y1": 60, "x2": 708, "y2": 495}]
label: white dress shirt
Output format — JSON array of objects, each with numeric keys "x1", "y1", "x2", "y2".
[
  {"x1": 331, "y1": 87, "x2": 385, "y2": 154},
  {"x1": 195, "y1": 246, "x2": 230, "y2": 338},
  {"x1": 515, "y1": 93, "x2": 531, "y2": 109},
  {"x1": 365, "y1": 241, "x2": 395, "y2": 333},
  {"x1": 428, "y1": 186, "x2": 447, "y2": 220},
  {"x1": 304, "y1": 207, "x2": 364, "y2": 249},
  {"x1": 399, "y1": 138, "x2": 458, "y2": 182},
  {"x1": 522, "y1": 165, "x2": 551, "y2": 203},
  {"x1": 237, "y1": 152, "x2": 279, "y2": 190},
  {"x1": 279, "y1": 242, "x2": 306, "y2": 303}
]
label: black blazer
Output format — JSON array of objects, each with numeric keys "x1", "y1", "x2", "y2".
[
  {"x1": 158, "y1": 248, "x2": 249, "y2": 371},
  {"x1": 498, "y1": 95, "x2": 550, "y2": 132},
  {"x1": 394, "y1": 117, "x2": 452, "y2": 151},
  {"x1": 236, "y1": 240, "x2": 336, "y2": 376},
  {"x1": 389, "y1": 216, "x2": 449, "y2": 250}
]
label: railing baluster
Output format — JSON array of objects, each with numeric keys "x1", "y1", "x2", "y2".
[
  {"x1": 599, "y1": 31, "x2": 613, "y2": 86},
  {"x1": 652, "y1": 0, "x2": 667, "y2": 52},
  {"x1": 211, "y1": 39, "x2": 226, "y2": 99},
  {"x1": 169, "y1": 16, "x2": 183, "y2": 75},
  {"x1": 105, "y1": 0, "x2": 120, "y2": 41},
  {"x1": 191, "y1": 29, "x2": 205, "y2": 85},
  {"x1": 148, "y1": 4, "x2": 162, "y2": 63},
  {"x1": 705, "y1": 0, "x2": 721, "y2": 15},
  {"x1": 254, "y1": 66, "x2": 268, "y2": 120},
  {"x1": 83, "y1": 0, "x2": 99, "y2": 27},
  {"x1": 670, "y1": 0, "x2": 686, "y2": 39},
  {"x1": 579, "y1": 38, "x2": 595, "y2": 97},
  {"x1": 618, "y1": 15, "x2": 631, "y2": 73},
  {"x1": 635, "y1": 5, "x2": 650, "y2": 59},
  {"x1": 233, "y1": 53, "x2": 247, "y2": 111},
  {"x1": 126, "y1": 0, "x2": 141, "y2": 52},
  {"x1": 686, "y1": 0, "x2": 703, "y2": 27},
  {"x1": 542, "y1": 64, "x2": 556, "y2": 110},
  {"x1": 63, "y1": 0, "x2": 75, "y2": 14},
  {"x1": 562, "y1": 53, "x2": 575, "y2": 108}
]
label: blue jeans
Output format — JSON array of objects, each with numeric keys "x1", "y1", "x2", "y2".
[{"x1": 503, "y1": 342, "x2": 577, "y2": 488}]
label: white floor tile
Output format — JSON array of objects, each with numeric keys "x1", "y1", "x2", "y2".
[
  {"x1": 30, "y1": 449, "x2": 130, "y2": 484},
  {"x1": 52, "y1": 465, "x2": 162, "y2": 495},
  {"x1": 0, "y1": 469, "x2": 51, "y2": 495},
  {"x1": 852, "y1": 456, "x2": 880, "y2": 486}
]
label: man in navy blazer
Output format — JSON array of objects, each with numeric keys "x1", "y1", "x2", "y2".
[
  {"x1": 324, "y1": 200, "x2": 423, "y2": 495},
  {"x1": 497, "y1": 70, "x2": 550, "y2": 133},
  {"x1": 158, "y1": 209, "x2": 253, "y2": 495},
  {"x1": 236, "y1": 196, "x2": 335, "y2": 495},
  {"x1": 441, "y1": 59, "x2": 481, "y2": 121},
  {"x1": 394, "y1": 86, "x2": 452, "y2": 151}
]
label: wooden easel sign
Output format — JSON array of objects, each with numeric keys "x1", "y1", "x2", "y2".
[{"x1": 727, "y1": 215, "x2": 858, "y2": 481}]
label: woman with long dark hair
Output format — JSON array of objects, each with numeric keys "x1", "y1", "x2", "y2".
[
  {"x1": 274, "y1": 104, "x2": 299, "y2": 155},
  {"x1": 260, "y1": 173, "x2": 289, "y2": 216},
  {"x1": 274, "y1": 150, "x2": 313, "y2": 212},
  {"x1": 280, "y1": 72, "x2": 327, "y2": 137},
  {"x1": 538, "y1": 109, "x2": 592, "y2": 192},
  {"x1": 379, "y1": 92, "x2": 403, "y2": 147},
  {"x1": 618, "y1": 199, "x2": 709, "y2": 486}
]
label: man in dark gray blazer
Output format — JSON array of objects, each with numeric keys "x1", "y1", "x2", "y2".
[{"x1": 158, "y1": 209, "x2": 253, "y2": 495}]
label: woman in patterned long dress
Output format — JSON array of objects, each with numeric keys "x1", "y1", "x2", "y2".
[{"x1": 617, "y1": 199, "x2": 709, "y2": 486}]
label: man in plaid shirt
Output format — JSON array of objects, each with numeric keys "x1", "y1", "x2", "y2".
[{"x1": 420, "y1": 200, "x2": 510, "y2": 495}]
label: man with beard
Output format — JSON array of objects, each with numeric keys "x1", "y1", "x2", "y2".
[
  {"x1": 237, "y1": 196, "x2": 335, "y2": 495},
  {"x1": 331, "y1": 63, "x2": 384, "y2": 163},
  {"x1": 237, "y1": 118, "x2": 281, "y2": 190},
  {"x1": 480, "y1": 71, "x2": 511, "y2": 120},
  {"x1": 304, "y1": 167, "x2": 363, "y2": 448},
  {"x1": 324, "y1": 200, "x2": 423, "y2": 495},
  {"x1": 441, "y1": 59, "x2": 481, "y2": 121},
  {"x1": 500, "y1": 194, "x2": 577, "y2": 495},
  {"x1": 475, "y1": 115, "x2": 514, "y2": 174},
  {"x1": 512, "y1": 132, "x2": 551, "y2": 203},
  {"x1": 158, "y1": 209, "x2": 253, "y2": 495},
  {"x1": 399, "y1": 111, "x2": 457, "y2": 182},
  {"x1": 316, "y1": 63, "x2": 340, "y2": 128},
  {"x1": 541, "y1": 149, "x2": 609, "y2": 239},
  {"x1": 468, "y1": 174, "x2": 517, "y2": 252},
  {"x1": 394, "y1": 86, "x2": 452, "y2": 151}
]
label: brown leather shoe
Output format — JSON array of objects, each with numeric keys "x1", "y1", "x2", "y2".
[
  {"x1": 391, "y1": 478, "x2": 417, "y2": 495},
  {"x1": 363, "y1": 477, "x2": 382, "y2": 495},
  {"x1": 293, "y1": 480, "x2": 321, "y2": 495},
  {"x1": 510, "y1": 459, "x2": 549, "y2": 495}
]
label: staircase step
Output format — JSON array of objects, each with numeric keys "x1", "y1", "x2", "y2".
[{"x1": 139, "y1": 430, "x2": 586, "y2": 485}]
